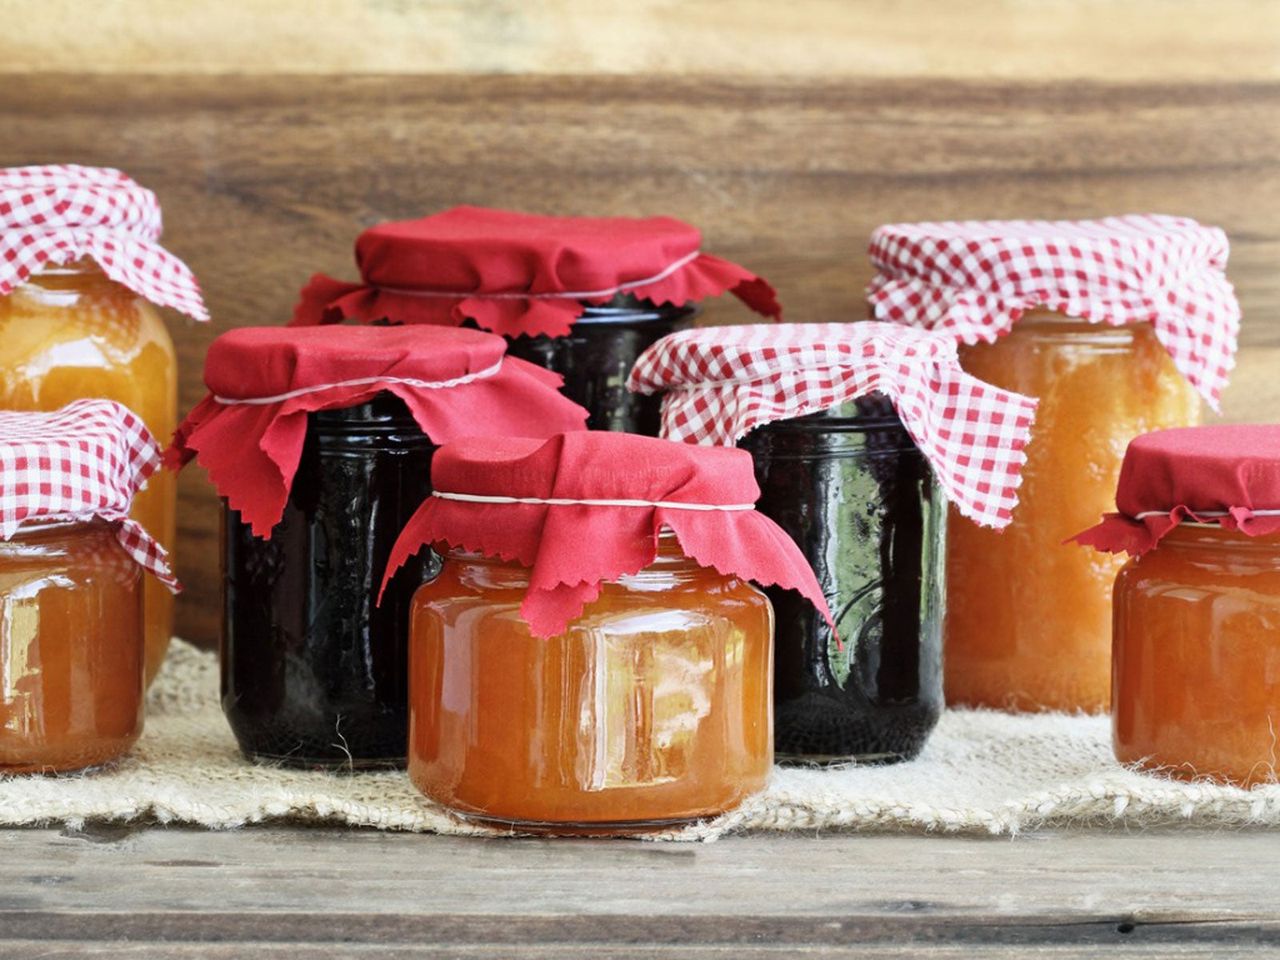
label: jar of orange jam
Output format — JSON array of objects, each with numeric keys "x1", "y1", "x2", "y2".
[
  {"x1": 0, "y1": 401, "x2": 177, "y2": 773},
  {"x1": 0, "y1": 520, "x2": 143, "y2": 772},
  {"x1": 381, "y1": 432, "x2": 832, "y2": 833},
  {"x1": 869, "y1": 216, "x2": 1239, "y2": 713},
  {"x1": 410, "y1": 533, "x2": 773, "y2": 830},
  {"x1": 1075, "y1": 425, "x2": 1280, "y2": 787},
  {"x1": 0, "y1": 166, "x2": 208, "y2": 687}
]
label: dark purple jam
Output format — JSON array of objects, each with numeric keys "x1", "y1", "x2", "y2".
[
  {"x1": 221, "y1": 393, "x2": 438, "y2": 770},
  {"x1": 501, "y1": 296, "x2": 696, "y2": 434},
  {"x1": 739, "y1": 394, "x2": 945, "y2": 765}
]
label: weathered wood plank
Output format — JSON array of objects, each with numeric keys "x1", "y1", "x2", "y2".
[
  {"x1": 0, "y1": 827, "x2": 1276, "y2": 957},
  {"x1": 3, "y1": 1, "x2": 1279, "y2": 82},
  {"x1": 0, "y1": 74, "x2": 1276, "y2": 644}
]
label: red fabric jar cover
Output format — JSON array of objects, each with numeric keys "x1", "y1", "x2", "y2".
[
  {"x1": 168, "y1": 324, "x2": 589, "y2": 537},
  {"x1": 0, "y1": 400, "x2": 177, "y2": 590},
  {"x1": 1072, "y1": 425, "x2": 1280, "y2": 556},
  {"x1": 0, "y1": 165, "x2": 208, "y2": 321},
  {"x1": 290, "y1": 205, "x2": 781, "y2": 338},
  {"x1": 867, "y1": 215, "x2": 1240, "y2": 409},
  {"x1": 381, "y1": 431, "x2": 834, "y2": 639},
  {"x1": 628, "y1": 322, "x2": 1038, "y2": 529}
]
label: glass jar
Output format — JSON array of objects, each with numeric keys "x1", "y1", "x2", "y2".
[
  {"x1": 1113, "y1": 525, "x2": 1280, "y2": 786},
  {"x1": 408, "y1": 532, "x2": 774, "y2": 833},
  {"x1": 740, "y1": 396, "x2": 945, "y2": 764},
  {"x1": 0, "y1": 519, "x2": 144, "y2": 772},
  {"x1": 501, "y1": 297, "x2": 696, "y2": 434},
  {"x1": 0, "y1": 259, "x2": 177, "y2": 687},
  {"x1": 946, "y1": 311, "x2": 1200, "y2": 712},
  {"x1": 222, "y1": 394, "x2": 438, "y2": 769}
]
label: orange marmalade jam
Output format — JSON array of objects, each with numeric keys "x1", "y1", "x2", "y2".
[
  {"x1": 408, "y1": 533, "x2": 774, "y2": 833},
  {"x1": 946, "y1": 311, "x2": 1199, "y2": 712},
  {"x1": 1114, "y1": 525, "x2": 1280, "y2": 787},
  {"x1": 0, "y1": 259, "x2": 177, "y2": 686},
  {"x1": 0, "y1": 520, "x2": 144, "y2": 772}
]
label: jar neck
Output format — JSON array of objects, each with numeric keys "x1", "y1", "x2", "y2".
[
  {"x1": 1007, "y1": 308, "x2": 1147, "y2": 345},
  {"x1": 1155, "y1": 522, "x2": 1280, "y2": 555},
  {"x1": 18, "y1": 257, "x2": 115, "y2": 290},
  {"x1": 443, "y1": 530, "x2": 710, "y2": 590},
  {"x1": 0, "y1": 518, "x2": 114, "y2": 553},
  {"x1": 576, "y1": 294, "x2": 698, "y2": 327}
]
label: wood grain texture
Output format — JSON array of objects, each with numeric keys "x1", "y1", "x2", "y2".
[
  {"x1": 0, "y1": 826, "x2": 1278, "y2": 957},
  {"x1": 2, "y1": 1, "x2": 1280, "y2": 81},
  {"x1": 0, "y1": 73, "x2": 1276, "y2": 645}
]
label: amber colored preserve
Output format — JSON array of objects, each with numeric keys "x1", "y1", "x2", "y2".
[
  {"x1": 0, "y1": 260, "x2": 177, "y2": 686},
  {"x1": 1113, "y1": 526, "x2": 1280, "y2": 786},
  {"x1": 408, "y1": 534, "x2": 774, "y2": 832},
  {"x1": 0, "y1": 521, "x2": 145, "y2": 772},
  {"x1": 946, "y1": 312, "x2": 1199, "y2": 712}
]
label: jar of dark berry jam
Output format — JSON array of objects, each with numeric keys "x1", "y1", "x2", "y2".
[
  {"x1": 221, "y1": 394, "x2": 436, "y2": 768},
  {"x1": 169, "y1": 324, "x2": 590, "y2": 770},
  {"x1": 290, "y1": 205, "x2": 781, "y2": 434},
  {"x1": 629, "y1": 322, "x2": 1037, "y2": 765},
  {"x1": 740, "y1": 395, "x2": 944, "y2": 763},
  {"x1": 502, "y1": 297, "x2": 696, "y2": 433}
]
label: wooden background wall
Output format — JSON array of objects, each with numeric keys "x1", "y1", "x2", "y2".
[{"x1": 1, "y1": 2, "x2": 1277, "y2": 646}]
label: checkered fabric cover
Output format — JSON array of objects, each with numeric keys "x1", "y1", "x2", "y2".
[
  {"x1": 627, "y1": 322, "x2": 1038, "y2": 528},
  {"x1": 0, "y1": 400, "x2": 178, "y2": 590},
  {"x1": 867, "y1": 214, "x2": 1239, "y2": 409},
  {"x1": 0, "y1": 165, "x2": 208, "y2": 321}
]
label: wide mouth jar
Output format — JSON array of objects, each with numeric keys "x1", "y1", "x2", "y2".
[
  {"x1": 1113, "y1": 522, "x2": 1280, "y2": 787},
  {"x1": 406, "y1": 531, "x2": 775, "y2": 834}
]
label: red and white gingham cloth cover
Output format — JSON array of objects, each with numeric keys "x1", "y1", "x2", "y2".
[
  {"x1": 867, "y1": 215, "x2": 1240, "y2": 409},
  {"x1": 0, "y1": 400, "x2": 178, "y2": 590},
  {"x1": 0, "y1": 165, "x2": 208, "y2": 321},
  {"x1": 627, "y1": 322, "x2": 1038, "y2": 528}
]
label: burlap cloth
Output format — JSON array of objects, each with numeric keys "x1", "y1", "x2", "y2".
[{"x1": 5, "y1": 641, "x2": 1279, "y2": 840}]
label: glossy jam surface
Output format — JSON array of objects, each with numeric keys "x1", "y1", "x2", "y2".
[
  {"x1": 408, "y1": 535, "x2": 773, "y2": 832},
  {"x1": 222, "y1": 396, "x2": 438, "y2": 769},
  {"x1": 741, "y1": 396, "x2": 944, "y2": 764},
  {"x1": 947, "y1": 313, "x2": 1200, "y2": 712},
  {"x1": 501, "y1": 298, "x2": 696, "y2": 434},
  {"x1": 1114, "y1": 526, "x2": 1280, "y2": 786},
  {"x1": 0, "y1": 260, "x2": 177, "y2": 687},
  {"x1": 0, "y1": 520, "x2": 144, "y2": 772}
]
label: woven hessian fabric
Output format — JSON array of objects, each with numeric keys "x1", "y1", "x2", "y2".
[{"x1": 6, "y1": 640, "x2": 1280, "y2": 840}]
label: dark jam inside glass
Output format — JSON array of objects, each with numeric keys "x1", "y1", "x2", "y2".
[
  {"x1": 739, "y1": 394, "x2": 945, "y2": 765},
  {"x1": 221, "y1": 393, "x2": 439, "y2": 770},
  {"x1": 501, "y1": 296, "x2": 696, "y2": 434}
]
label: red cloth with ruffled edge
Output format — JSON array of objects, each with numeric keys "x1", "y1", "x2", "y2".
[
  {"x1": 290, "y1": 205, "x2": 781, "y2": 338},
  {"x1": 381, "y1": 432, "x2": 834, "y2": 639},
  {"x1": 167, "y1": 325, "x2": 589, "y2": 538},
  {"x1": 1071, "y1": 424, "x2": 1280, "y2": 556}
]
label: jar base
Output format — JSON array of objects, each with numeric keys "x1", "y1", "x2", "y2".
[
  {"x1": 0, "y1": 748, "x2": 134, "y2": 776},
  {"x1": 445, "y1": 809, "x2": 714, "y2": 837},
  {"x1": 776, "y1": 749, "x2": 916, "y2": 767},
  {"x1": 243, "y1": 752, "x2": 406, "y2": 773}
]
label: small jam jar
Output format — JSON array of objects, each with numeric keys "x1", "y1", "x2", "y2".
[
  {"x1": 290, "y1": 206, "x2": 779, "y2": 434},
  {"x1": 382, "y1": 432, "x2": 831, "y2": 833},
  {"x1": 0, "y1": 401, "x2": 176, "y2": 773},
  {"x1": 0, "y1": 166, "x2": 208, "y2": 686},
  {"x1": 1075, "y1": 425, "x2": 1280, "y2": 787},
  {"x1": 170, "y1": 325, "x2": 588, "y2": 769},
  {"x1": 628, "y1": 322, "x2": 1034, "y2": 765},
  {"x1": 870, "y1": 216, "x2": 1238, "y2": 713}
]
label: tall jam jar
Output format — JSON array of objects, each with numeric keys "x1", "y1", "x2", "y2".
[
  {"x1": 1075, "y1": 425, "x2": 1280, "y2": 787},
  {"x1": 0, "y1": 402, "x2": 178, "y2": 772},
  {"x1": 869, "y1": 216, "x2": 1239, "y2": 713},
  {"x1": 630, "y1": 323, "x2": 1035, "y2": 764},
  {"x1": 382, "y1": 433, "x2": 831, "y2": 833},
  {"x1": 290, "y1": 205, "x2": 780, "y2": 433},
  {"x1": 0, "y1": 166, "x2": 208, "y2": 687},
  {"x1": 169, "y1": 325, "x2": 588, "y2": 769}
]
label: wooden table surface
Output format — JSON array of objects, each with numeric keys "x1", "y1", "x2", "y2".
[{"x1": 1, "y1": 825, "x2": 1277, "y2": 958}]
